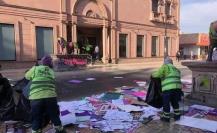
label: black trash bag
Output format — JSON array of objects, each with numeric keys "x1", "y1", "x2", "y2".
[
  {"x1": 11, "y1": 77, "x2": 31, "y2": 122},
  {"x1": 13, "y1": 78, "x2": 30, "y2": 99},
  {"x1": 13, "y1": 78, "x2": 50, "y2": 127},
  {"x1": 0, "y1": 77, "x2": 15, "y2": 121},
  {"x1": 13, "y1": 78, "x2": 29, "y2": 93},
  {"x1": 14, "y1": 92, "x2": 31, "y2": 122},
  {"x1": 145, "y1": 77, "x2": 163, "y2": 108},
  {"x1": 1, "y1": 76, "x2": 50, "y2": 127}
]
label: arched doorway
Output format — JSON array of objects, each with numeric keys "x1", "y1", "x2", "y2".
[
  {"x1": 72, "y1": 0, "x2": 109, "y2": 62},
  {"x1": 77, "y1": 27, "x2": 102, "y2": 58}
]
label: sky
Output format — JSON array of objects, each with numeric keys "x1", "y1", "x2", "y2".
[{"x1": 181, "y1": 0, "x2": 217, "y2": 33}]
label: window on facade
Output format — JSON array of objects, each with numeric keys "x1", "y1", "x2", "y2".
[
  {"x1": 36, "y1": 27, "x2": 54, "y2": 59},
  {"x1": 67, "y1": 23, "x2": 72, "y2": 42},
  {"x1": 119, "y1": 34, "x2": 128, "y2": 58},
  {"x1": 0, "y1": 23, "x2": 16, "y2": 60},
  {"x1": 165, "y1": 37, "x2": 170, "y2": 56},
  {"x1": 152, "y1": 0, "x2": 159, "y2": 13},
  {"x1": 137, "y1": 35, "x2": 144, "y2": 57},
  {"x1": 165, "y1": 2, "x2": 171, "y2": 16},
  {"x1": 152, "y1": 36, "x2": 158, "y2": 57}
]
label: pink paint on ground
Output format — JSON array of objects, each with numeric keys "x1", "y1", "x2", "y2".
[{"x1": 132, "y1": 91, "x2": 146, "y2": 98}]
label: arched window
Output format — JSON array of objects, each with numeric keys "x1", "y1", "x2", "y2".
[
  {"x1": 152, "y1": 0, "x2": 159, "y2": 13},
  {"x1": 86, "y1": 10, "x2": 94, "y2": 17},
  {"x1": 165, "y1": 2, "x2": 171, "y2": 16}
]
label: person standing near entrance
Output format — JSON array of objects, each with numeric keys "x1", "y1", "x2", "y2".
[
  {"x1": 190, "y1": 51, "x2": 194, "y2": 60},
  {"x1": 25, "y1": 55, "x2": 65, "y2": 133},
  {"x1": 57, "y1": 37, "x2": 67, "y2": 55},
  {"x1": 94, "y1": 45, "x2": 99, "y2": 60},
  {"x1": 152, "y1": 57, "x2": 182, "y2": 122}
]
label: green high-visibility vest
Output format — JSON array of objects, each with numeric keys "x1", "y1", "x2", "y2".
[
  {"x1": 152, "y1": 64, "x2": 181, "y2": 92},
  {"x1": 161, "y1": 64, "x2": 181, "y2": 92},
  {"x1": 25, "y1": 66, "x2": 57, "y2": 100}
]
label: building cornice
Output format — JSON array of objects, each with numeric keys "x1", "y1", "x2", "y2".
[
  {"x1": 0, "y1": 5, "x2": 64, "y2": 21},
  {"x1": 0, "y1": 3, "x2": 67, "y2": 14}
]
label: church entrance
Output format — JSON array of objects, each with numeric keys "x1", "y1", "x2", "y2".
[{"x1": 77, "y1": 27, "x2": 102, "y2": 59}]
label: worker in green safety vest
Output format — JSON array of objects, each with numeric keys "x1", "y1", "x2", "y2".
[
  {"x1": 152, "y1": 57, "x2": 182, "y2": 122},
  {"x1": 25, "y1": 55, "x2": 65, "y2": 133}
]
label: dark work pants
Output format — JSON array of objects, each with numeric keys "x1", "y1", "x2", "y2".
[
  {"x1": 95, "y1": 53, "x2": 99, "y2": 60},
  {"x1": 162, "y1": 89, "x2": 182, "y2": 118},
  {"x1": 30, "y1": 97, "x2": 61, "y2": 131}
]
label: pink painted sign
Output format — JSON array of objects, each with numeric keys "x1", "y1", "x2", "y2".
[{"x1": 63, "y1": 58, "x2": 87, "y2": 66}]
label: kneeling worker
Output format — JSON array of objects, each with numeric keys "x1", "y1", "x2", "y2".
[{"x1": 152, "y1": 57, "x2": 182, "y2": 122}]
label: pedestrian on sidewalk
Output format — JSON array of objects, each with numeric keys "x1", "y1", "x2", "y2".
[
  {"x1": 25, "y1": 55, "x2": 65, "y2": 133},
  {"x1": 152, "y1": 57, "x2": 183, "y2": 122},
  {"x1": 212, "y1": 47, "x2": 217, "y2": 61},
  {"x1": 207, "y1": 21, "x2": 217, "y2": 61},
  {"x1": 176, "y1": 51, "x2": 181, "y2": 62}
]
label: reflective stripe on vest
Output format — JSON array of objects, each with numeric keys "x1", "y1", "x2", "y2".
[
  {"x1": 30, "y1": 80, "x2": 55, "y2": 96},
  {"x1": 162, "y1": 81, "x2": 182, "y2": 88},
  {"x1": 30, "y1": 88, "x2": 56, "y2": 97},
  {"x1": 31, "y1": 80, "x2": 55, "y2": 86}
]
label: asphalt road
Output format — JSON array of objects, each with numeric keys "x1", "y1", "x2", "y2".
[
  {"x1": 55, "y1": 63, "x2": 191, "y2": 101},
  {"x1": 0, "y1": 61, "x2": 191, "y2": 101}
]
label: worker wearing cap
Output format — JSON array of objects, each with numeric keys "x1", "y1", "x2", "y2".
[
  {"x1": 25, "y1": 55, "x2": 65, "y2": 133},
  {"x1": 152, "y1": 57, "x2": 182, "y2": 122}
]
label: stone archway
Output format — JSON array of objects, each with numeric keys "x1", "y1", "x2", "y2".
[
  {"x1": 72, "y1": 0, "x2": 109, "y2": 63},
  {"x1": 73, "y1": 0, "x2": 108, "y2": 19}
]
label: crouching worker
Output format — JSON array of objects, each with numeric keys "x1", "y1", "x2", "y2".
[
  {"x1": 25, "y1": 55, "x2": 65, "y2": 133},
  {"x1": 152, "y1": 57, "x2": 182, "y2": 122}
]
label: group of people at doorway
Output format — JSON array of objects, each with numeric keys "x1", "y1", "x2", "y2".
[
  {"x1": 57, "y1": 37, "x2": 100, "y2": 61},
  {"x1": 18, "y1": 54, "x2": 182, "y2": 133}
]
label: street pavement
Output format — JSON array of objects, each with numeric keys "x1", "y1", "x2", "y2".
[
  {"x1": 2, "y1": 61, "x2": 211, "y2": 133},
  {"x1": 0, "y1": 60, "x2": 191, "y2": 101}
]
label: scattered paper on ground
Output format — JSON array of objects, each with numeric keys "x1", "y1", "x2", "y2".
[
  {"x1": 176, "y1": 116, "x2": 217, "y2": 132},
  {"x1": 113, "y1": 76, "x2": 124, "y2": 79},
  {"x1": 68, "y1": 80, "x2": 83, "y2": 84},
  {"x1": 86, "y1": 78, "x2": 96, "y2": 81}
]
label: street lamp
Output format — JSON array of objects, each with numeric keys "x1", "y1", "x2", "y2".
[
  {"x1": 163, "y1": 15, "x2": 168, "y2": 59},
  {"x1": 162, "y1": 0, "x2": 173, "y2": 59}
]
